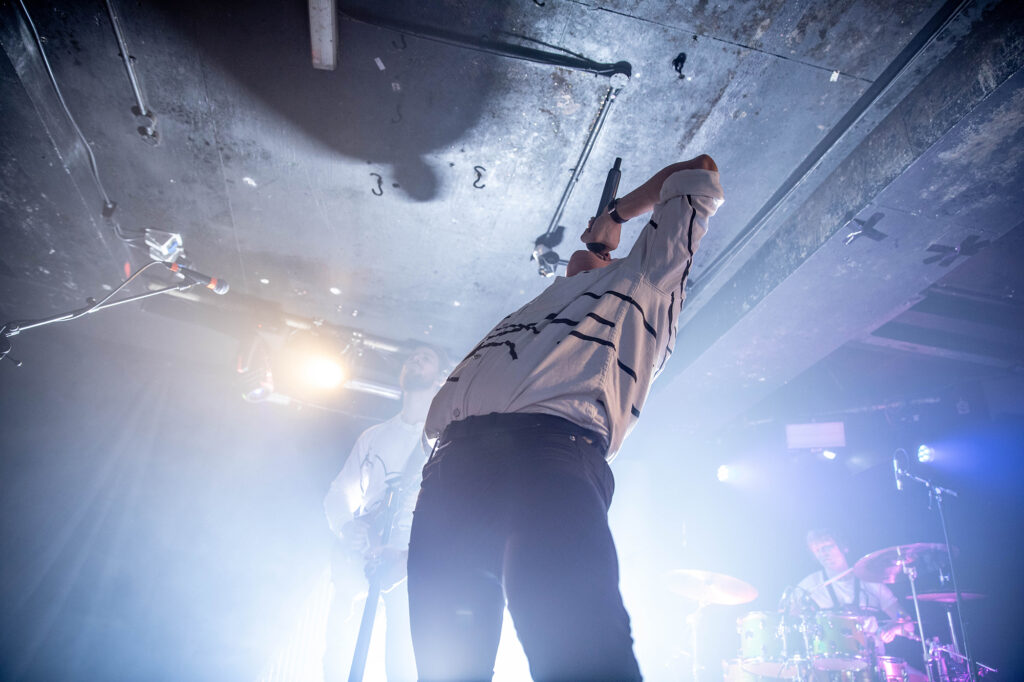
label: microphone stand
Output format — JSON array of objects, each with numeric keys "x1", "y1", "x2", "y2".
[
  {"x1": 896, "y1": 464, "x2": 976, "y2": 682},
  {"x1": 1, "y1": 261, "x2": 200, "y2": 367}
]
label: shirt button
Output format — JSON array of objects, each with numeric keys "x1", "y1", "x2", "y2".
[
  {"x1": 453, "y1": 409, "x2": 461, "y2": 418},
  {"x1": 473, "y1": 354, "x2": 481, "y2": 359},
  {"x1": 569, "y1": 435, "x2": 576, "y2": 442}
]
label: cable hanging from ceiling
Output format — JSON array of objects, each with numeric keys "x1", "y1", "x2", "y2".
[{"x1": 15, "y1": 0, "x2": 154, "y2": 252}]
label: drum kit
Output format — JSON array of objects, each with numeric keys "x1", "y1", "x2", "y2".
[{"x1": 667, "y1": 544, "x2": 997, "y2": 682}]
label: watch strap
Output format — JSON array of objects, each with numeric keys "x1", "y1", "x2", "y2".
[{"x1": 607, "y1": 198, "x2": 627, "y2": 224}]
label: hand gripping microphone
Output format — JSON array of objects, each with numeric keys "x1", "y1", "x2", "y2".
[
  {"x1": 586, "y1": 157, "x2": 622, "y2": 254},
  {"x1": 164, "y1": 262, "x2": 230, "y2": 295}
]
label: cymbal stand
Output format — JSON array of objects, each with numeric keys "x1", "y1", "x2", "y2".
[
  {"x1": 897, "y1": 463, "x2": 976, "y2": 682},
  {"x1": 685, "y1": 602, "x2": 712, "y2": 682},
  {"x1": 901, "y1": 561, "x2": 934, "y2": 682}
]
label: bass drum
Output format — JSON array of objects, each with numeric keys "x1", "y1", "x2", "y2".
[
  {"x1": 811, "y1": 611, "x2": 871, "y2": 671},
  {"x1": 738, "y1": 611, "x2": 807, "y2": 678}
]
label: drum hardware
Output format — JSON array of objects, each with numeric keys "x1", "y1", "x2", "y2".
[
  {"x1": 929, "y1": 642, "x2": 997, "y2": 679},
  {"x1": 853, "y1": 542, "x2": 963, "y2": 682},
  {"x1": 891, "y1": 451, "x2": 976, "y2": 682},
  {"x1": 666, "y1": 569, "x2": 757, "y2": 681},
  {"x1": 909, "y1": 598, "x2": 996, "y2": 682}
]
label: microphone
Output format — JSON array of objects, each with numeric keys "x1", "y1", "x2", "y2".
[
  {"x1": 892, "y1": 450, "x2": 903, "y2": 491},
  {"x1": 586, "y1": 158, "x2": 622, "y2": 254},
  {"x1": 165, "y1": 262, "x2": 230, "y2": 295}
]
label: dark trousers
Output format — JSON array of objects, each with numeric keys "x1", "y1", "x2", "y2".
[{"x1": 407, "y1": 413, "x2": 642, "y2": 682}]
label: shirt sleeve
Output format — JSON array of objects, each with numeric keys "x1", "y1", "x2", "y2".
[
  {"x1": 323, "y1": 432, "x2": 370, "y2": 537},
  {"x1": 622, "y1": 169, "x2": 724, "y2": 292}
]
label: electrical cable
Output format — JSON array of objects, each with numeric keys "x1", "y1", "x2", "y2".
[
  {"x1": 4, "y1": 261, "x2": 166, "y2": 335},
  {"x1": 16, "y1": 0, "x2": 145, "y2": 250}
]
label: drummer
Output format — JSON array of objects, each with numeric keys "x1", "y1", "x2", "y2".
[{"x1": 793, "y1": 529, "x2": 915, "y2": 646}]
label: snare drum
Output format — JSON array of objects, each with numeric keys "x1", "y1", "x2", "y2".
[
  {"x1": 877, "y1": 656, "x2": 910, "y2": 681},
  {"x1": 877, "y1": 657, "x2": 929, "y2": 682},
  {"x1": 811, "y1": 611, "x2": 870, "y2": 671},
  {"x1": 738, "y1": 611, "x2": 807, "y2": 678}
]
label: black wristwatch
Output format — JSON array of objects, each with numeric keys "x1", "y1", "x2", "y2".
[{"x1": 606, "y1": 198, "x2": 627, "y2": 224}]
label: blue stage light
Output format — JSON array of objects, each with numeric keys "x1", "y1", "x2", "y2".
[{"x1": 917, "y1": 444, "x2": 935, "y2": 463}]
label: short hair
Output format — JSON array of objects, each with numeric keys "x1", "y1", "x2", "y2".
[
  {"x1": 408, "y1": 343, "x2": 450, "y2": 373},
  {"x1": 805, "y1": 528, "x2": 849, "y2": 555}
]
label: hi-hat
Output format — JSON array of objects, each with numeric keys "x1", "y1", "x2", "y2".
[
  {"x1": 853, "y1": 543, "x2": 953, "y2": 583},
  {"x1": 665, "y1": 569, "x2": 758, "y2": 605}
]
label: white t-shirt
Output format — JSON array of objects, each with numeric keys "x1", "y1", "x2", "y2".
[
  {"x1": 323, "y1": 414, "x2": 425, "y2": 549},
  {"x1": 797, "y1": 570, "x2": 900, "y2": 617},
  {"x1": 424, "y1": 169, "x2": 724, "y2": 459}
]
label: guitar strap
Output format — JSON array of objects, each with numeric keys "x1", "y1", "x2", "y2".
[{"x1": 397, "y1": 431, "x2": 430, "y2": 488}]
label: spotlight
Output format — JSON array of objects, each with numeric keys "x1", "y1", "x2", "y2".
[
  {"x1": 822, "y1": 449, "x2": 838, "y2": 461},
  {"x1": 276, "y1": 331, "x2": 350, "y2": 397},
  {"x1": 917, "y1": 444, "x2": 935, "y2": 463},
  {"x1": 716, "y1": 465, "x2": 730, "y2": 482},
  {"x1": 302, "y1": 354, "x2": 346, "y2": 390}
]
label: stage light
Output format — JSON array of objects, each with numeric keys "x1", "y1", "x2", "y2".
[
  {"x1": 717, "y1": 465, "x2": 730, "y2": 482},
  {"x1": 917, "y1": 444, "x2": 935, "y2": 463},
  {"x1": 822, "y1": 449, "x2": 838, "y2": 460},
  {"x1": 274, "y1": 331, "x2": 350, "y2": 398},
  {"x1": 302, "y1": 354, "x2": 346, "y2": 390}
]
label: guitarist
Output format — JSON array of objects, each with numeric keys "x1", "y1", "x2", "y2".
[{"x1": 323, "y1": 345, "x2": 446, "y2": 682}]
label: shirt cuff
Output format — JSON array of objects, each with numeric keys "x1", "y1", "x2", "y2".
[{"x1": 660, "y1": 169, "x2": 725, "y2": 203}]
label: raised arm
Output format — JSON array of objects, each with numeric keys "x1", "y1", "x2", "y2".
[{"x1": 581, "y1": 155, "x2": 718, "y2": 254}]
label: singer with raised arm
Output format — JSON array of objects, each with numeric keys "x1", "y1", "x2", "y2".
[{"x1": 407, "y1": 155, "x2": 722, "y2": 681}]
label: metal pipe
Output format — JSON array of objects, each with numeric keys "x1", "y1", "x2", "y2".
[
  {"x1": 687, "y1": 0, "x2": 971, "y2": 302},
  {"x1": 543, "y1": 85, "x2": 621, "y2": 240},
  {"x1": 104, "y1": 0, "x2": 149, "y2": 117}
]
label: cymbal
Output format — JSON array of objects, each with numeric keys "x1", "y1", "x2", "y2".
[
  {"x1": 853, "y1": 544, "x2": 953, "y2": 584},
  {"x1": 665, "y1": 569, "x2": 758, "y2": 605},
  {"x1": 908, "y1": 592, "x2": 985, "y2": 604}
]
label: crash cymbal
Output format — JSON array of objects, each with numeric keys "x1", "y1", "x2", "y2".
[
  {"x1": 908, "y1": 592, "x2": 985, "y2": 604},
  {"x1": 666, "y1": 569, "x2": 758, "y2": 605},
  {"x1": 853, "y1": 544, "x2": 953, "y2": 584}
]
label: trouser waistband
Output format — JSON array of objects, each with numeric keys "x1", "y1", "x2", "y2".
[{"x1": 440, "y1": 412, "x2": 608, "y2": 452}]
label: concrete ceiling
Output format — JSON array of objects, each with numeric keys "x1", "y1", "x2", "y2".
[{"x1": 2, "y1": 0, "x2": 1023, "y2": 437}]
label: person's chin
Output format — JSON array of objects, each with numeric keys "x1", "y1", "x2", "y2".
[{"x1": 567, "y1": 249, "x2": 611, "y2": 277}]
